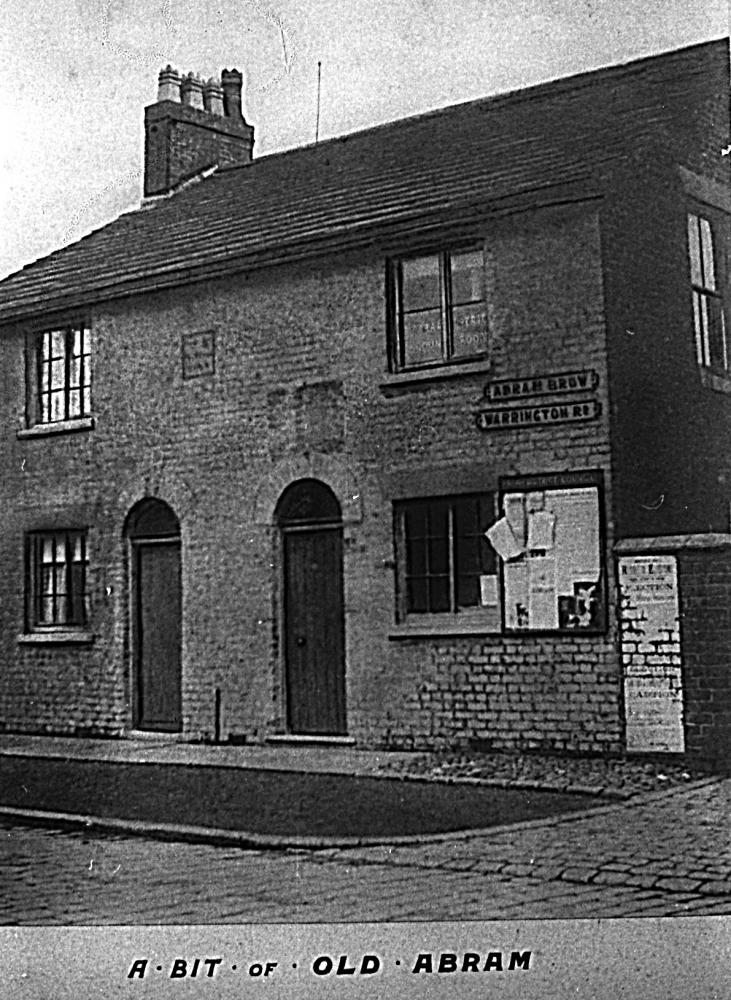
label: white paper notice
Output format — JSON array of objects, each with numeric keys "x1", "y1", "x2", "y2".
[
  {"x1": 504, "y1": 559, "x2": 529, "y2": 628},
  {"x1": 485, "y1": 517, "x2": 524, "y2": 561},
  {"x1": 479, "y1": 574, "x2": 499, "y2": 607},
  {"x1": 527, "y1": 510, "x2": 556, "y2": 550},
  {"x1": 620, "y1": 555, "x2": 684, "y2": 753},
  {"x1": 503, "y1": 493, "x2": 526, "y2": 547},
  {"x1": 528, "y1": 554, "x2": 558, "y2": 629}
]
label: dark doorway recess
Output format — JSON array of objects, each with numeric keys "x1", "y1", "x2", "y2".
[
  {"x1": 126, "y1": 498, "x2": 182, "y2": 732},
  {"x1": 276, "y1": 479, "x2": 346, "y2": 736}
]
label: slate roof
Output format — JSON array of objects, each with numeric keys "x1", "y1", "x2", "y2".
[{"x1": 0, "y1": 38, "x2": 728, "y2": 324}]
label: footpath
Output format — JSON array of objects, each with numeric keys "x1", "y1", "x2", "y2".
[{"x1": 1, "y1": 735, "x2": 730, "y2": 921}]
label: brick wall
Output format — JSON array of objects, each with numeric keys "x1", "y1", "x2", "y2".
[
  {"x1": 679, "y1": 548, "x2": 731, "y2": 763},
  {"x1": 0, "y1": 200, "x2": 623, "y2": 751}
]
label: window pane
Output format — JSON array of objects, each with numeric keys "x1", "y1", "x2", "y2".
[
  {"x1": 429, "y1": 575, "x2": 450, "y2": 612},
  {"x1": 708, "y1": 296, "x2": 728, "y2": 371},
  {"x1": 401, "y1": 255, "x2": 441, "y2": 311},
  {"x1": 692, "y1": 292, "x2": 705, "y2": 365},
  {"x1": 699, "y1": 217, "x2": 716, "y2": 290},
  {"x1": 69, "y1": 355, "x2": 81, "y2": 388},
  {"x1": 72, "y1": 327, "x2": 84, "y2": 357},
  {"x1": 50, "y1": 391, "x2": 65, "y2": 421},
  {"x1": 50, "y1": 329, "x2": 66, "y2": 357},
  {"x1": 70, "y1": 562, "x2": 85, "y2": 623},
  {"x1": 68, "y1": 389, "x2": 82, "y2": 418},
  {"x1": 699, "y1": 294, "x2": 711, "y2": 368},
  {"x1": 452, "y1": 302, "x2": 487, "y2": 357},
  {"x1": 450, "y1": 250, "x2": 483, "y2": 304},
  {"x1": 82, "y1": 385, "x2": 91, "y2": 415},
  {"x1": 407, "y1": 577, "x2": 428, "y2": 613},
  {"x1": 406, "y1": 533, "x2": 427, "y2": 576},
  {"x1": 428, "y1": 533, "x2": 449, "y2": 575},
  {"x1": 687, "y1": 214, "x2": 702, "y2": 286},
  {"x1": 50, "y1": 359, "x2": 65, "y2": 391},
  {"x1": 402, "y1": 310, "x2": 443, "y2": 366},
  {"x1": 454, "y1": 495, "x2": 495, "y2": 609}
]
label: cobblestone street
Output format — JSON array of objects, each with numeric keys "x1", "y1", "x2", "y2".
[{"x1": 2, "y1": 776, "x2": 731, "y2": 923}]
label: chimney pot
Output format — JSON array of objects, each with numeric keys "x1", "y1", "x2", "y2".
[
  {"x1": 180, "y1": 72, "x2": 205, "y2": 110},
  {"x1": 221, "y1": 68, "x2": 244, "y2": 118},
  {"x1": 203, "y1": 77, "x2": 225, "y2": 116},
  {"x1": 157, "y1": 65, "x2": 182, "y2": 103}
]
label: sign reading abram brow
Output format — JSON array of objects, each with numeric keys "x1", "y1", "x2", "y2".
[{"x1": 485, "y1": 369, "x2": 600, "y2": 402}]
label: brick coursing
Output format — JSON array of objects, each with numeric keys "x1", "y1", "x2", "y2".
[
  {"x1": 0, "y1": 202, "x2": 626, "y2": 752},
  {"x1": 678, "y1": 550, "x2": 731, "y2": 763}
]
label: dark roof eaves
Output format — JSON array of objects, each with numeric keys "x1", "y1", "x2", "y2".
[{"x1": 0, "y1": 179, "x2": 603, "y2": 327}]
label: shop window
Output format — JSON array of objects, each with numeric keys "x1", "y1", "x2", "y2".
[
  {"x1": 388, "y1": 248, "x2": 487, "y2": 371},
  {"x1": 486, "y1": 482, "x2": 605, "y2": 633},
  {"x1": 26, "y1": 530, "x2": 88, "y2": 630},
  {"x1": 27, "y1": 324, "x2": 92, "y2": 426},
  {"x1": 687, "y1": 212, "x2": 729, "y2": 375},
  {"x1": 394, "y1": 494, "x2": 498, "y2": 623}
]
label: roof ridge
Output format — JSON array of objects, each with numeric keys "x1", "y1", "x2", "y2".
[{"x1": 214, "y1": 36, "x2": 729, "y2": 177}]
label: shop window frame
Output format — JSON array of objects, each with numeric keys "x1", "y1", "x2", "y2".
[{"x1": 393, "y1": 491, "x2": 499, "y2": 627}]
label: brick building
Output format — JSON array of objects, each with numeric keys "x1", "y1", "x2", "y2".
[{"x1": 0, "y1": 42, "x2": 730, "y2": 761}]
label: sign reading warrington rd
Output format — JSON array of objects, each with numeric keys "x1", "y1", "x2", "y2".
[
  {"x1": 485, "y1": 369, "x2": 599, "y2": 402},
  {"x1": 475, "y1": 399, "x2": 601, "y2": 431}
]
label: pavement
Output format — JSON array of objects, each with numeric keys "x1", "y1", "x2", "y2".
[
  {"x1": 1, "y1": 734, "x2": 730, "y2": 922},
  {"x1": 0, "y1": 733, "x2": 597, "y2": 847}
]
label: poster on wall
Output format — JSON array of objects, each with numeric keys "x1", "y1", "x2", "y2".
[
  {"x1": 491, "y1": 485, "x2": 603, "y2": 631},
  {"x1": 619, "y1": 555, "x2": 684, "y2": 753}
]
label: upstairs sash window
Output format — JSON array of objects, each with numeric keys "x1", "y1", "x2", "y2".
[
  {"x1": 390, "y1": 248, "x2": 487, "y2": 370},
  {"x1": 29, "y1": 324, "x2": 92, "y2": 425},
  {"x1": 688, "y1": 213, "x2": 729, "y2": 375}
]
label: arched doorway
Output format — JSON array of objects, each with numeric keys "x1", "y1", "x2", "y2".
[
  {"x1": 276, "y1": 479, "x2": 346, "y2": 735},
  {"x1": 125, "y1": 498, "x2": 182, "y2": 732}
]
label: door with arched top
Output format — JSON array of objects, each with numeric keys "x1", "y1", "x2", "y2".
[
  {"x1": 277, "y1": 480, "x2": 346, "y2": 735},
  {"x1": 126, "y1": 498, "x2": 182, "y2": 732}
]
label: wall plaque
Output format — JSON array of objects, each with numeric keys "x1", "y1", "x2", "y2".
[
  {"x1": 485, "y1": 369, "x2": 599, "y2": 402},
  {"x1": 182, "y1": 331, "x2": 216, "y2": 379},
  {"x1": 619, "y1": 554, "x2": 684, "y2": 753},
  {"x1": 475, "y1": 399, "x2": 601, "y2": 431}
]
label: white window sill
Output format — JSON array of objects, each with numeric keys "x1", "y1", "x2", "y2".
[
  {"x1": 17, "y1": 631, "x2": 94, "y2": 646},
  {"x1": 389, "y1": 617, "x2": 500, "y2": 638},
  {"x1": 18, "y1": 416, "x2": 95, "y2": 439},
  {"x1": 380, "y1": 358, "x2": 491, "y2": 394},
  {"x1": 699, "y1": 369, "x2": 731, "y2": 394}
]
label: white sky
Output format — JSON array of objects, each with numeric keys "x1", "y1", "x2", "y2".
[{"x1": 0, "y1": 0, "x2": 729, "y2": 279}]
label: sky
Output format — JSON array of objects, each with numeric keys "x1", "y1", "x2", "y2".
[{"x1": 0, "y1": 0, "x2": 729, "y2": 279}]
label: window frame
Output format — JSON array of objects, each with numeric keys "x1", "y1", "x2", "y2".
[
  {"x1": 387, "y1": 245, "x2": 488, "y2": 373},
  {"x1": 26, "y1": 322, "x2": 92, "y2": 428},
  {"x1": 393, "y1": 491, "x2": 499, "y2": 626},
  {"x1": 25, "y1": 529, "x2": 89, "y2": 633},
  {"x1": 687, "y1": 209, "x2": 730, "y2": 377}
]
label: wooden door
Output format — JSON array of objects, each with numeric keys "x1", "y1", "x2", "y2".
[
  {"x1": 284, "y1": 527, "x2": 346, "y2": 735},
  {"x1": 135, "y1": 541, "x2": 182, "y2": 731}
]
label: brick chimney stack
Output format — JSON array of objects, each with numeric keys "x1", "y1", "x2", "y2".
[{"x1": 144, "y1": 65, "x2": 255, "y2": 198}]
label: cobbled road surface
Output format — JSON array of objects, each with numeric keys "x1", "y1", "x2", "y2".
[{"x1": 2, "y1": 777, "x2": 731, "y2": 923}]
